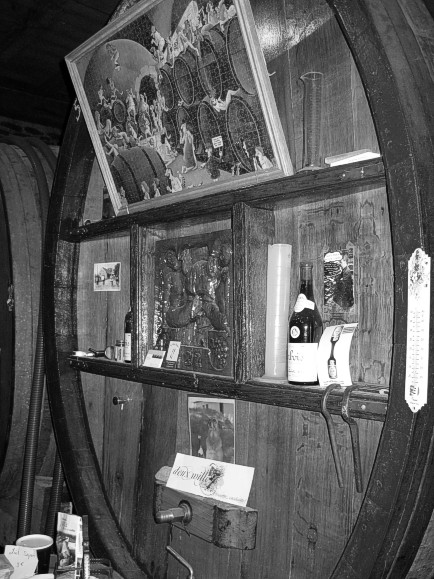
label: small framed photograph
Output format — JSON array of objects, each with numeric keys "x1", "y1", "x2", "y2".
[
  {"x1": 188, "y1": 396, "x2": 235, "y2": 463},
  {"x1": 93, "y1": 262, "x2": 121, "y2": 291},
  {"x1": 65, "y1": 0, "x2": 294, "y2": 216}
]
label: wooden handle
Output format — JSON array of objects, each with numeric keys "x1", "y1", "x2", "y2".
[{"x1": 154, "y1": 466, "x2": 258, "y2": 550}]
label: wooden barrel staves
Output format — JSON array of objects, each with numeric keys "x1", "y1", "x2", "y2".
[
  {"x1": 225, "y1": 16, "x2": 256, "y2": 96},
  {"x1": 0, "y1": 139, "x2": 57, "y2": 507},
  {"x1": 43, "y1": 1, "x2": 434, "y2": 578}
]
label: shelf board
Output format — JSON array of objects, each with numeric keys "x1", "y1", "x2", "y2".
[
  {"x1": 66, "y1": 158, "x2": 385, "y2": 241},
  {"x1": 70, "y1": 356, "x2": 388, "y2": 422}
]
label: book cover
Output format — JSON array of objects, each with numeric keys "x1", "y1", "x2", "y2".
[{"x1": 56, "y1": 513, "x2": 83, "y2": 577}]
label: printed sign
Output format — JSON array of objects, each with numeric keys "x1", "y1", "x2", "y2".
[
  {"x1": 144, "y1": 349, "x2": 166, "y2": 368},
  {"x1": 166, "y1": 453, "x2": 254, "y2": 507},
  {"x1": 317, "y1": 323, "x2": 358, "y2": 388},
  {"x1": 405, "y1": 248, "x2": 430, "y2": 413},
  {"x1": 165, "y1": 341, "x2": 181, "y2": 369}
]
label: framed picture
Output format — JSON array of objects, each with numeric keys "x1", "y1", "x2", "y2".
[
  {"x1": 66, "y1": 0, "x2": 294, "y2": 216},
  {"x1": 188, "y1": 396, "x2": 235, "y2": 463},
  {"x1": 93, "y1": 262, "x2": 121, "y2": 291}
]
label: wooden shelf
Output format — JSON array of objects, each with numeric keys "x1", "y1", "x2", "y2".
[
  {"x1": 66, "y1": 158, "x2": 385, "y2": 241},
  {"x1": 69, "y1": 356, "x2": 387, "y2": 421}
]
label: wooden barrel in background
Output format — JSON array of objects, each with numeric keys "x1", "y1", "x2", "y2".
[
  {"x1": 173, "y1": 48, "x2": 205, "y2": 107},
  {"x1": 225, "y1": 16, "x2": 256, "y2": 96},
  {"x1": 43, "y1": 1, "x2": 434, "y2": 578},
  {"x1": 0, "y1": 138, "x2": 57, "y2": 541},
  {"x1": 111, "y1": 145, "x2": 167, "y2": 203},
  {"x1": 197, "y1": 27, "x2": 237, "y2": 100}
]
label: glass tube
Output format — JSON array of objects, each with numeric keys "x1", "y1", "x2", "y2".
[
  {"x1": 300, "y1": 71, "x2": 324, "y2": 171},
  {"x1": 263, "y1": 244, "x2": 292, "y2": 380}
]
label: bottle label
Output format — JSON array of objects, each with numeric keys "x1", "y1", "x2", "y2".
[
  {"x1": 124, "y1": 332, "x2": 132, "y2": 362},
  {"x1": 293, "y1": 293, "x2": 315, "y2": 312},
  {"x1": 288, "y1": 343, "x2": 318, "y2": 382},
  {"x1": 290, "y1": 326, "x2": 301, "y2": 339},
  {"x1": 328, "y1": 360, "x2": 337, "y2": 379},
  {"x1": 115, "y1": 342, "x2": 125, "y2": 363}
]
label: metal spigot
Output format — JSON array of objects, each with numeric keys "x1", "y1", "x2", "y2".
[
  {"x1": 112, "y1": 396, "x2": 132, "y2": 410},
  {"x1": 155, "y1": 501, "x2": 192, "y2": 525}
]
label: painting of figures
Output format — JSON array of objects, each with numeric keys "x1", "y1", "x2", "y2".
[{"x1": 66, "y1": 0, "x2": 293, "y2": 215}]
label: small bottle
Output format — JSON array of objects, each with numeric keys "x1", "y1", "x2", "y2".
[
  {"x1": 288, "y1": 262, "x2": 323, "y2": 385},
  {"x1": 124, "y1": 306, "x2": 132, "y2": 363},
  {"x1": 115, "y1": 339, "x2": 125, "y2": 362}
]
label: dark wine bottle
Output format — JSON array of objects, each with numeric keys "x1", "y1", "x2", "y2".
[
  {"x1": 287, "y1": 262, "x2": 323, "y2": 385},
  {"x1": 124, "y1": 306, "x2": 132, "y2": 363}
]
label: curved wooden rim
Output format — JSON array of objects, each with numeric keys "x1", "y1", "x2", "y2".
[
  {"x1": 43, "y1": 1, "x2": 434, "y2": 577},
  {"x1": 43, "y1": 116, "x2": 150, "y2": 578},
  {"x1": 0, "y1": 165, "x2": 14, "y2": 476},
  {"x1": 328, "y1": 1, "x2": 434, "y2": 576}
]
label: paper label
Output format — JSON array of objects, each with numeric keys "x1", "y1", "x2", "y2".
[
  {"x1": 4, "y1": 546, "x2": 38, "y2": 579},
  {"x1": 144, "y1": 349, "x2": 166, "y2": 368},
  {"x1": 293, "y1": 294, "x2": 314, "y2": 312},
  {"x1": 124, "y1": 332, "x2": 131, "y2": 361},
  {"x1": 317, "y1": 324, "x2": 358, "y2": 387},
  {"x1": 212, "y1": 135, "x2": 223, "y2": 148},
  {"x1": 287, "y1": 343, "x2": 318, "y2": 382},
  {"x1": 165, "y1": 341, "x2": 181, "y2": 368},
  {"x1": 405, "y1": 249, "x2": 430, "y2": 413},
  {"x1": 166, "y1": 453, "x2": 254, "y2": 507}
]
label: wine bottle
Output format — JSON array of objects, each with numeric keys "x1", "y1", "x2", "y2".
[
  {"x1": 124, "y1": 306, "x2": 132, "y2": 363},
  {"x1": 287, "y1": 262, "x2": 323, "y2": 385}
]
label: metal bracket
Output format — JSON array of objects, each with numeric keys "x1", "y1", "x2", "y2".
[
  {"x1": 320, "y1": 384, "x2": 344, "y2": 488},
  {"x1": 166, "y1": 545, "x2": 194, "y2": 578},
  {"x1": 341, "y1": 385, "x2": 363, "y2": 493}
]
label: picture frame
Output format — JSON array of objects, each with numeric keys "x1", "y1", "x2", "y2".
[
  {"x1": 65, "y1": 0, "x2": 294, "y2": 216},
  {"x1": 93, "y1": 262, "x2": 121, "y2": 291},
  {"x1": 188, "y1": 396, "x2": 235, "y2": 463}
]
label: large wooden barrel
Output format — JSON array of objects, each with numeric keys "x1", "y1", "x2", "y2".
[
  {"x1": 197, "y1": 27, "x2": 237, "y2": 100},
  {"x1": 43, "y1": 1, "x2": 434, "y2": 578},
  {"x1": 225, "y1": 16, "x2": 256, "y2": 95},
  {"x1": 0, "y1": 138, "x2": 57, "y2": 507},
  {"x1": 173, "y1": 49, "x2": 206, "y2": 107},
  {"x1": 111, "y1": 145, "x2": 168, "y2": 203}
]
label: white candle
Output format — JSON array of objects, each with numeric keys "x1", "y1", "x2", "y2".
[{"x1": 263, "y1": 244, "x2": 292, "y2": 379}]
